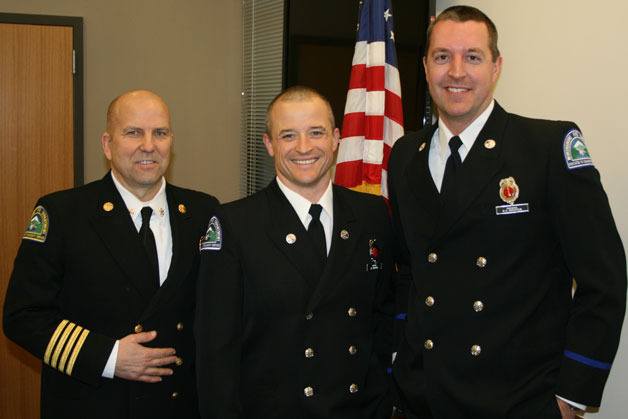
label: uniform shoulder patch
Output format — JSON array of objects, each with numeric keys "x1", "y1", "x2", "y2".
[
  {"x1": 200, "y1": 216, "x2": 222, "y2": 251},
  {"x1": 23, "y1": 205, "x2": 49, "y2": 243},
  {"x1": 563, "y1": 129, "x2": 593, "y2": 170}
]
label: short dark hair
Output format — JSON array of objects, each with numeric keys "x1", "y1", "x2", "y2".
[
  {"x1": 426, "y1": 5, "x2": 500, "y2": 62},
  {"x1": 265, "y1": 85, "x2": 335, "y2": 135}
]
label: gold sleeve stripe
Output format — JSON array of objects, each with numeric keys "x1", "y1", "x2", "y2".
[
  {"x1": 51, "y1": 322, "x2": 76, "y2": 369},
  {"x1": 66, "y1": 328, "x2": 90, "y2": 376},
  {"x1": 44, "y1": 319, "x2": 69, "y2": 365},
  {"x1": 58, "y1": 325, "x2": 83, "y2": 373}
]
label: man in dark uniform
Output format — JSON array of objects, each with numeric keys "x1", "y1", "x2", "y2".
[
  {"x1": 388, "y1": 6, "x2": 626, "y2": 419},
  {"x1": 3, "y1": 90, "x2": 218, "y2": 419},
  {"x1": 195, "y1": 86, "x2": 394, "y2": 419}
]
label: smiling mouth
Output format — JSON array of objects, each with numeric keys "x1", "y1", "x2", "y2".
[
  {"x1": 447, "y1": 87, "x2": 470, "y2": 93},
  {"x1": 292, "y1": 158, "x2": 319, "y2": 165},
  {"x1": 137, "y1": 160, "x2": 158, "y2": 166}
]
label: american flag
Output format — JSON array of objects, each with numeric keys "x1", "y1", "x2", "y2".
[{"x1": 334, "y1": 0, "x2": 404, "y2": 198}]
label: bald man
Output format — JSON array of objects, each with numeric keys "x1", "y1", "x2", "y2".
[{"x1": 3, "y1": 90, "x2": 218, "y2": 419}]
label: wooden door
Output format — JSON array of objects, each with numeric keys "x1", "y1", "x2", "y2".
[{"x1": 0, "y1": 15, "x2": 82, "y2": 419}]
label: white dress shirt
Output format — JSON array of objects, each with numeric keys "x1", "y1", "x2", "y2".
[
  {"x1": 428, "y1": 100, "x2": 494, "y2": 191},
  {"x1": 102, "y1": 172, "x2": 174, "y2": 378},
  {"x1": 276, "y1": 177, "x2": 333, "y2": 255}
]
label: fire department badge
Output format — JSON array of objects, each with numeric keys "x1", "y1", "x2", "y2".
[
  {"x1": 366, "y1": 239, "x2": 382, "y2": 271},
  {"x1": 495, "y1": 177, "x2": 530, "y2": 216},
  {"x1": 499, "y1": 177, "x2": 519, "y2": 205}
]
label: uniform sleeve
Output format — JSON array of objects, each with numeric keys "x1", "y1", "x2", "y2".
[
  {"x1": 3, "y1": 199, "x2": 116, "y2": 387},
  {"x1": 549, "y1": 124, "x2": 627, "y2": 406},
  {"x1": 195, "y1": 209, "x2": 243, "y2": 419}
]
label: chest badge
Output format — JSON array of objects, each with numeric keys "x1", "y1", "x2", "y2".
[
  {"x1": 366, "y1": 239, "x2": 383, "y2": 271},
  {"x1": 495, "y1": 177, "x2": 530, "y2": 216},
  {"x1": 499, "y1": 177, "x2": 519, "y2": 205}
]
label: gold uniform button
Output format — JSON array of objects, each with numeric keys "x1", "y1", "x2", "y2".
[
  {"x1": 347, "y1": 307, "x2": 357, "y2": 317},
  {"x1": 176, "y1": 322, "x2": 184, "y2": 331},
  {"x1": 171, "y1": 391, "x2": 179, "y2": 399},
  {"x1": 425, "y1": 296, "x2": 435, "y2": 307},
  {"x1": 471, "y1": 345, "x2": 482, "y2": 356},
  {"x1": 473, "y1": 301, "x2": 484, "y2": 312},
  {"x1": 175, "y1": 357, "x2": 183, "y2": 366},
  {"x1": 348, "y1": 345, "x2": 357, "y2": 355},
  {"x1": 349, "y1": 383, "x2": 359, "y2": 393},
  {"x1": 424, "y1": 339, "x2": 434, "y2": 350},
  {"x1": 305, "y1": 348, "x2": 314, "y2": 358},
  {"x1": 134, "y1": 324, "x2": 143, "y2": 333},
  {"x1": 305, "y1": 312, "x2": 314, "y2": 320},
  {"x1": 476, "y1": 256, "x2": 487, "y2": 268},
  {"x1": 304, "y1": 386, "x2": 314, "y2": 397},
  {"x1": 427, "y1": 253, "x2": 438, "y2": 263}
]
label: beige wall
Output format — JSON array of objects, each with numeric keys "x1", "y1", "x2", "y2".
[
  {"x1": 2, "y1": 0, "x2": 242, "y2": 203},
  {"x1": 437, "y1": 1, "x2": 628, "y2": 416}
]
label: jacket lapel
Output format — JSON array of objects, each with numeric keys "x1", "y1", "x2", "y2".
[
  {"x1": 89, "y1": 173, "x2": 155, "y2": 302},
  {"x1": 403, "y1": 125, "x2": 441, "y2": 220},
  {"x1": 306, "y1": 186, "x2": 360, "y2": 312},
  {"x1": 264, "y1": 181, "x2": 322, "y2": 292},
  {"x1": 140, "y1": 185, "x2": 195, "y2": 318},
  {"x1": 432, "y1": 103, "x2": 509, "y2": 242}
]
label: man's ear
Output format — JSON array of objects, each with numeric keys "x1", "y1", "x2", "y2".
[
  {"x1": 262, "y1": 133, "x2": 275, "y2": 157},
  {"x1": 101, "y1": 132, "x2": 113, "y2": 161}
]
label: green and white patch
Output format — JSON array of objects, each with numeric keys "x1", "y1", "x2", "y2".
[
  {"x1": 23, "y1": 205, "x2": 49, "y2": 243},
  {"x1": 563, "y1": 129, "x2": 593, "y2": 170},
  {"x1": 200, "y1": 216, "x2": 222, "y2": 251}
]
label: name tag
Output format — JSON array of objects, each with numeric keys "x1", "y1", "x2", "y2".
[{"x1": 495, "y1": 203, "x2": 529, "y2": 216}]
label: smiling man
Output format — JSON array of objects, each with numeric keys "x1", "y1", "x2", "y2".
[
  {"x1": 3, "y1": 90, "x2": 218, "y2": 419},
  {"x1": 196, "y1": 86, "x2": 394, "y2": 419},
  {"x1": 387, "y1": 6, "x2": 626, "y2": 419}
]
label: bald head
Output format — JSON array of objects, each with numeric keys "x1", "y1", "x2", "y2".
[{"x1": 106, "y1": 90, "x2": 172, "y2": 134}]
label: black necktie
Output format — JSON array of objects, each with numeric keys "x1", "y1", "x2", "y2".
[
  {"x1": 307, "y1": 204, "x2": 327, "y2": 263},
  {"x1": 139, "y1": 206, "x2": 159, "y2": 289},
  {"x1": 440, "y1": 135, "x2": 463, "y2": 200}
]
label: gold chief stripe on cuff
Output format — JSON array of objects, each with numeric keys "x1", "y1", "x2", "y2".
[
  {"x1": 51, "y1": 322, "x2": 76, "y2": 368},
  {"x1": 58, "y1": 325, "x2": 83, "y2": 373},
  {"x1": 66, "y1": 328, "x2": 90, "y2": 376},
  {"x1": 43, "y1": 319, "x2": 91, "y2": 377},
  {"x1": 44, "y1": 319, "x2": 69, "y2": 365}
]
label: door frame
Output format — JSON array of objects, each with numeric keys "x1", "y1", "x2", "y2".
[{"x1": 0, "y1": 12, "x2": 84, "y2": 185}]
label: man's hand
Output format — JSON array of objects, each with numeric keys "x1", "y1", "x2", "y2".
[
  {"x1": 114, "y1": 331, "x2": 178, "y2": 383},
  {"x1": 557, "y1": 397, "x2": 585, "y2": 419}
]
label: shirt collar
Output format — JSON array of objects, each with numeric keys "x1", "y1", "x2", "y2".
[
  {"x1": 437, "y1": 99, "x2": 495, "y2": 159},
  {"x1": 111, "y1": 171, "x2": 168, "y2": 221},
  {"x1": 276, "y1": 177, "x2": 333, "y2": 226}
]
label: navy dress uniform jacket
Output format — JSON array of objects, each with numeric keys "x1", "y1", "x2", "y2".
[
  {"x1": 3, "y1": 172, "x2": 218, "y2": 419},
  {"x1": 195, "y1": 180, "x2": 394, "y2": 419},
  {"x1": 388, "y1": 103, "x2": 626, "y2": 418}
]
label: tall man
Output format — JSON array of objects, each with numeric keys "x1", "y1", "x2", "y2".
[
  {"x1": 3, "y1": 90, "x2": 218, "y2": 419},
  {"x1": 388, "y1": 6, "x2": 626, "y2": 419},
  {"x1": 196, "y1": 86, "x2": 394, "y2": 419}
]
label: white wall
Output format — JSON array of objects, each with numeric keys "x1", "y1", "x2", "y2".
[{"x1": 436, "y1": 1, "x2": 628, "y2": 416}]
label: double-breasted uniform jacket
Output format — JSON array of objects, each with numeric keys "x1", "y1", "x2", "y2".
[
  {"x1": 388, "y1": 103, "x2": 626, "y2": 418},
  {"x1": 195, "y1": 180, "x2": 394, "y2": 419},
  {"x1": 3, "y1": 172, "x2": 218, "y2": 419}
]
